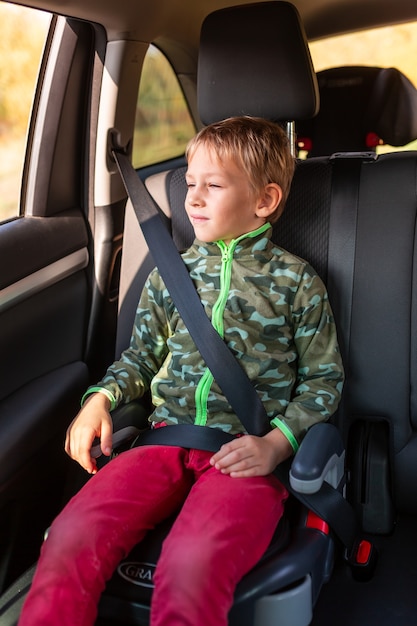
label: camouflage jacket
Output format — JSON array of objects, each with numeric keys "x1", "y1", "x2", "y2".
[{"x1": 85, "y1": 223, "x2": 344, "y2": 451}]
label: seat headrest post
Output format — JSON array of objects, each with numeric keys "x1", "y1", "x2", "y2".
[
  {"x1": 198, "y1": 1, "x2": 319, "y2": 125},
  {"x1": 286, "y1": 121, "x2": 296, "y2": 157}
]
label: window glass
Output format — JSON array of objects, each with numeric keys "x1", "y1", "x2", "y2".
[
  {"x1": 309, "y1": 21, "x2": 417, "y2": 154},
  {"x1": 0, "y1": 3, "x2": 51, "y2": 221},
  {"x1": 133, "y1": 45, "x2": 195, "y2": 168}
]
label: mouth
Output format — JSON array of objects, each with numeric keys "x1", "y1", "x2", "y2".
[{"x1": 189, "y1": 214, "x2": 209, "y2": 224}]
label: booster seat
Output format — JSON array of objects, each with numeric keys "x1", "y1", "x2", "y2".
[
  {"x1": 95, "y1": 3, "x2": 356, "y2": 625},
  {"x1": 102, "y1": 3, "x2": 417, "y2": 624}
]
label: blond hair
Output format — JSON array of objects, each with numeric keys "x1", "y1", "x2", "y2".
[{"x1": 186, "y1": 116, "x2": 295, "y2": 222}]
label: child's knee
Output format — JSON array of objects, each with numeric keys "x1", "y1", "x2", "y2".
[
  {"x1": 42, "y1": 514, "x2": 92, "y2": 565},
  {"x1": 156, "y1": 533, "x2": 234, "y2": 592}
]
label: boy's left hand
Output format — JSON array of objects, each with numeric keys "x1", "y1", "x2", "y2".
[{"x1": 210, "y1": 428, "x2": 293, "y2": 477}]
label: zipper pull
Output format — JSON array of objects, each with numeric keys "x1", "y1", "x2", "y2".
[{"x1": 222, "y1": 248, "x2": 231, "y2": 263}]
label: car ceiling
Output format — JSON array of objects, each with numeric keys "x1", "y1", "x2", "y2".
[{"x1": 8, "y1": 0, "x2": 417, "y2": 48}]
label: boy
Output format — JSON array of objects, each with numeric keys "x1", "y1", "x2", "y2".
[{"x1": 19, "y1": 116, "x2": 344, "y2": 626}]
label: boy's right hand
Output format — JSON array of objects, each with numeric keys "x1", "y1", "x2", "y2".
[{"x1": 64, "y1": 393, "x2": 113, "y2": 474}]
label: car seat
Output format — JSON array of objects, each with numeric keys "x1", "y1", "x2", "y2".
[
  {"x1": 296, "y1": 65, "x2": 417, "y2": 156},
  {"x1": 99, "y1": 5, "x2": 417, "y2": 626},
  {"x1": 94, "y1": 3, "x2": 357, "y2": 626},
  {"x1": 125, "y1": 114, "x2": 417, "y2": 626}
]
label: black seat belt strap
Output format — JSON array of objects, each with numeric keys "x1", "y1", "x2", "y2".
[
  {"x1": 113, "y1": 149, "x2": 270, "y2": 437},
  {"x1": 134, "y1": 424, "x2": 236, "y2": 451},
  {"x1": 327, "y1": 155, "x2": 371, "y2": 364}
]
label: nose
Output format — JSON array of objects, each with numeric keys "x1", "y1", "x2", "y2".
[{"x1": 187, "y1": 184, "x2": 203, "y2": 207}]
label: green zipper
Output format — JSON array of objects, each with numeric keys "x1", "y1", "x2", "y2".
[{"x1": 194, "y1": 223, "x2": 270, "y2": 426}]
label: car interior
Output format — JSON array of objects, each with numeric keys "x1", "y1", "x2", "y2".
[
  {"x1": 1, "y1": 0, "x2": 417, "y2": 625},
  {"x1": 296, "y1": 65, "x2": 417, "y2": 156}
]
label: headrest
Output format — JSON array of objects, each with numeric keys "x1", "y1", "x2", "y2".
[
  {"x1": 197, "y1": 1, "x2": 319, "y2": 125},
  {"x1": 297, "y1": 66, "x2": 417, "y2": 156}
]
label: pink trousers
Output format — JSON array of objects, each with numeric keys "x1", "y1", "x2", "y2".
[{"x1": 19, "y1": 445, "x2": 288, "y2": 626}]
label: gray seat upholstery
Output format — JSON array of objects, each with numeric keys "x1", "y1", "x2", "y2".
[{"x1": 160, "y1": 131, "x2": 417, "y2": 536}]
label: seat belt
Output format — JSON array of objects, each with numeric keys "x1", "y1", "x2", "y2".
[
  {"x1": 112, "y1": 148, "x2": 374, "y2": 570},
  {"x1": 112, "y1": 150, "x2": 270, "y2": 437},
  {"x1": 327, "y1": 153, "x2": 376, "y2": 364}
]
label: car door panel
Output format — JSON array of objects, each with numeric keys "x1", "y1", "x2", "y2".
[
  {"x1": 0, "y1": 16, "x2": 102, "y2": 588},
  {"x1": 0, "y1": 264, "x2": 89, "y2": 400},
  {"x1": 0, "y1": 210, "x2": 88, "y2": 289}
]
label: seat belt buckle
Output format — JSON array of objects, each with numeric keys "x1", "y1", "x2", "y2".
[{"x1": 344, "y1": 538, "x2": 378, "y2": 581}]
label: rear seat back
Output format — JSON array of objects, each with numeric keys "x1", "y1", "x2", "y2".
[
  {"x1": 155, "y1": 151, "x2": 417, "y2": 530},
  {"x1": 283, "y1": 153, "x2": 417, "y2": 523}
]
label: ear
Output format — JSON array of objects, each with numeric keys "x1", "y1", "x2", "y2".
[{"x1": 255, "y1": 183, "x2": 283, "y2": 219}]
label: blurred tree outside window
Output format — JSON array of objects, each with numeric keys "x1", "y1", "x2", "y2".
[
  {"x1": 133, "y1": 45, "x2": 196, "y2": 168},
  {"x1": 0, "y1": 3, "x2": 51, "y2": 221}
]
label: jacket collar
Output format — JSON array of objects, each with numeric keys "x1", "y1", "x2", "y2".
[{"x1": 192, "y1": 223, "x2": 272, "y2": 257}]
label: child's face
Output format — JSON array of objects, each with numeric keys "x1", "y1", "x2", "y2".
[{"x1": 185, "y1": 145, "x2": 265, "y2": 244}]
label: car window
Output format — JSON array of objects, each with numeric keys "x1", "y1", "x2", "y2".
[
  {"x1": 309, "y1": 21, "x2": 417, "y2": 153},
  {"x1": 0, "y1": 3, "x2": 51, "y2": 221},
  {"x1": 132, "y1": 45, "x2": 195, "y2": 169}
]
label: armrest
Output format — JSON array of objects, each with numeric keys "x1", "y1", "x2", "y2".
[
  {"x1": 289, "y1": 423, "x2": 345, "y2": 495},
  {"x1": 91, "y1": 400, "x2": 150, "y2": 458}
]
